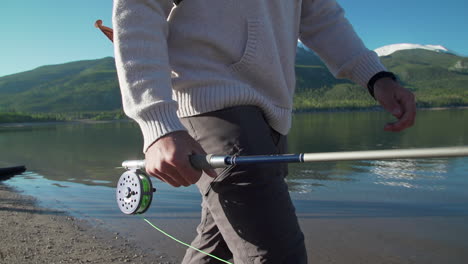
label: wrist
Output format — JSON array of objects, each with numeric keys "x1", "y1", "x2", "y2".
[{"x1": 367, "y1": 71, "x2": 397, "y2": 99}]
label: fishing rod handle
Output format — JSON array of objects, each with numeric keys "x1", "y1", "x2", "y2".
[
  {"x1": 122, "y1": 154, "x2": 227, "y2": 171},
  {"x1": 122, "y1": 160, "x2": 146, "y2": 170},
  {"x1": 190, "y1": 154, "x2": 228, "y2": 169}
]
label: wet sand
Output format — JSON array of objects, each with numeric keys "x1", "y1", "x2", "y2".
[
  {"x1": 2, "y1": 181, "x2": 467, "y2": 264},
  {"x1": 301, "y1": 216, "x2": 468, "y2": 264},
  {"x1": 0, "y1": 183, "x2": 176, "y2": 264},
  {"x1": 129, "y1": 210, "x2": 468, "y2": 264}
]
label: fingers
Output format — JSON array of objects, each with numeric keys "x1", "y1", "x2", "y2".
[
  {"x1": 146, "y1": 161, "x2": 192, "y2": 187},
  {"x1": 146, "y1": 152, "x2": 201, "y2": 187},
  {"x1": 383, "y1": 90, "x2": 416, "y2": 132},
  {"x1": 172, "y1": 157, "x2": 202, "y2": 185},
  {"x1": 144, "y1": 131, "x2": 208, "y2": 187},
  {"x1": 375, "y1": 83, "x2": 403, "y2": 119},
  {"x1": 146, "y1": 168, "x2": 182, "y2": 187},
  {"x1": 379, "y1": 97, "x2": 403, "y2": 119},
  {"x1": 374, "y1": 79, "x2": 416, "y2": 132}
]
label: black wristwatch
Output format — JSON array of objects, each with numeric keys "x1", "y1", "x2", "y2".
[{"x1": 367, "y1": 71, "x2": 397, "y2": 99}]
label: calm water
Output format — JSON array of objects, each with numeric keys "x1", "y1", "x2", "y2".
[{"x1": 1, "y1": 109, "x2": 467, "y2": 261}]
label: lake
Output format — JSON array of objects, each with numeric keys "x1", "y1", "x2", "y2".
[{"x1": 1, "y1": 108, "x2": 467, "y2": 263}]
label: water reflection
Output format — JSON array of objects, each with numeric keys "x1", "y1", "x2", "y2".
[
  {"x1": 1, "y1": 109, "x2": 467, "y2": 209},
  {"x1": 369, "y1": 159, "x2": 449, "y2": 190},
  {"x1": 5, "y1": 171, "x2": 201, "y2": 222},
  {"x1": 0, "y1": 121, "x2": 143, "y2": 187}
]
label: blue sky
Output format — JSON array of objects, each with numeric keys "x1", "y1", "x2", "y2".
[{"x1": 0, "y1": 0, "x2": 467, "y2": 77}]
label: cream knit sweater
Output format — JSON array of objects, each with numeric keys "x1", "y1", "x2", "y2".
[{"x1": 113, "y1": 0, "x2": 386, "y2": 152}]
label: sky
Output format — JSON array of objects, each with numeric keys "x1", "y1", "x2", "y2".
[{"x1": 0, "y1": 0, "x2": 467, "y2": 77}]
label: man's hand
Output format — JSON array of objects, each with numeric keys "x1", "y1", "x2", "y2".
[
  {"x1": 373, "y1": 78, "x2": 416, "y2": 132},
  {"x1": 145, "y1": 131, "x2": 217, "y2": 187}
]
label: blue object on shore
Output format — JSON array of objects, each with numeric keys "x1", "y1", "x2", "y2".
[{"x1": 0, "y1": 166, "x2": 26, "y2": 180}]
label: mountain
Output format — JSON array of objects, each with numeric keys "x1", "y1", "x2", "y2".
[
  {"x1": 0, "y1": 44, "x2": 467, "y2": 115},
  {"x1": 293, "y1": 44, "x2": 468, "y2": 109},
  {"x1": 0, "y1": 57, "x2": 121, "y2": 113},
  {"x1": 295, "y1": 45, "x2": 349, "y2": 94},
  {"x1": 378, "y1": 47, "x2": 468, "y2": 107},
  {"x1": 374, "y1": 43, "x2": 459, "y2": 57}
]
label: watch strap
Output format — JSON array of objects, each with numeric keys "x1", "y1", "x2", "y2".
[{"x1": 367, "y1": 71, "x2": 397, "y2": 99}]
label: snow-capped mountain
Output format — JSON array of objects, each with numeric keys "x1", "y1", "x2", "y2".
[
  {"x1": 299, "y1": 42, "x2": 461, "y2": 58},
  {"x1": 374, "y1": 43, "x2": 457, "y2": 57}
]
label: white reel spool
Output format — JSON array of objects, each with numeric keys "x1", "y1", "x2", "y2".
[{"x1": 116, "y1": 169, "x2": 155, "y2": 215}]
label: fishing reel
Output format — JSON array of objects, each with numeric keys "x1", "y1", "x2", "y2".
[
  {"x1": 115, "y1": 156, "x2": 216, "y2": 215},
  {"x1": 116, "y1": 162, "x2": 155, "y2": 215},
  {"x1": 115, "y1": 146, "x2": 468, "y2": 214}
]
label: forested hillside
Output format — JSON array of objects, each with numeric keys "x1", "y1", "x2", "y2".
[{"x1": 1, "y1": 48, "x2": 467, "y2": 122}]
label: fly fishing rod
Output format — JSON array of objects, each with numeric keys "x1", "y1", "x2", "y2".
[{"x1": 116, "y1": 146, "x2": 468, "y2": 215}]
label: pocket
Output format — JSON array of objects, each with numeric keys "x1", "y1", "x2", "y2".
[{"x1": 229, "y1": 19, "x2": 260, "y2": 73}]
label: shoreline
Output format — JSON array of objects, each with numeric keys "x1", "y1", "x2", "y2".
[
  {"x1": 292, "y1": 105, "x2": 468, "y2": 114},
  {"x1": 0, "y1": 182, "x2": 177, "y2": 263},
  {"x1": 2, "y1": 172, "x2": 468, "y2": 263},
  {"x1": 0, "y1": 119, "x2": 130, "y2": 128},
  {"x1": 1, "y1": 106, "x2": 467, "y2": 128}
]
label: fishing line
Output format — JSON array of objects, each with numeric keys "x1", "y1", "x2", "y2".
[
  {"x1": 116, "y1": 164, "x2": 236, "y2": 263},
  {"x1": 141, "y1": 216, "x2": 233, "y2": 264},
  {"x1": 119, "y1": 147, "x2": 468, "y2": 262}
]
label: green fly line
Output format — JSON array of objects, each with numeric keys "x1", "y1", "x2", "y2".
[
  {"x1": 138, "y1": 172, "x2": 152, "y2": 213},
  {"x1": 141, "y1": 217, "x2": 233, "y2": 264}
]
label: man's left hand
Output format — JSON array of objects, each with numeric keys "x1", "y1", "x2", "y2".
[{"x1": 373, "y1": 78, "x2": 416, "y2": 132}]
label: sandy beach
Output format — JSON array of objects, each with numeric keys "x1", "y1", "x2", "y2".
[
  {"x1": 3, "y1": 178, "x2": 468, "y2": 264},
  {"x1": 0, "y1": 183, "x2": 176, "y2": 264}
]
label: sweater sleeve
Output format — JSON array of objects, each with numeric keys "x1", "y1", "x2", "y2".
[
  {"x1": 299, "y1": 0, "x2": 387, "y2": 87},
  {"x1": 113, "y1": 0, "x2": 186, "y2": 153}
]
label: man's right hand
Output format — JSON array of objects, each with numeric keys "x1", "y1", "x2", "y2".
[{"x1": 144, "y1": 131, "x2": 217, "y2": 187}]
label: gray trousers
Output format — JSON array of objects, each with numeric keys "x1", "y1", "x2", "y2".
[{"x1": 180, "y1": 106, "x2": 307, "y2": 264}]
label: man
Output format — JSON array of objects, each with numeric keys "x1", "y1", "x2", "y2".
[{"x1": 112, "y1": 0, "x2": 416, "y2": 263}]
